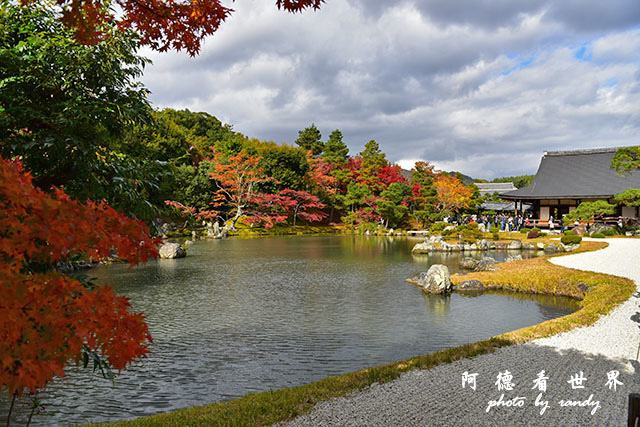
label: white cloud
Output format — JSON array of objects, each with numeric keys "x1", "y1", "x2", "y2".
[{"x1": 141, "y1": 0, "x2": 640, "y2": 179}]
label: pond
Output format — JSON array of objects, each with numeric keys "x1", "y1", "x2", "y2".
[{"x1": 2, "y1": 235, "x2": 579, "y2": 425}]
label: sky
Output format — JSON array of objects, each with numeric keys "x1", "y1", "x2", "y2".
[{"x1": 140, "y1": 0, "x2": 640, "y2": 180}]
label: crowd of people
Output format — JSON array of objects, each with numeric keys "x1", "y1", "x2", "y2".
[{"x1": 443, "y1": 213, "x2": 536, "y2": 232}]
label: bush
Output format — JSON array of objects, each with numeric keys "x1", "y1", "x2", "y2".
[
  {"x1": 561, "y1": 234, "x2": 582, "y2": 245},
  {"x1": 564, "y1": 230, "x2": 574, "y2": 236},
  {"x1": 532, "y1": 227, "x2": 541, "y2": 232},
  {"x1": 520, "y1": 227, "x2": 531, "y2": 234},
  {"x1": 492, "y1": 232, "x2": 500, "y2": 241},
  {"x1": 430, "y1": 222, "x2": 446, "y2": 233},
  {"x1": 591, "y1": 232, "x2": 605, "y2": 238},
  {"x1": 489, "y1": 226, "x2": 499, "y2": 234},
  {"x1": 456, "y1": 224, "x2": 468, "y2": 231},
  {"x1": 467, "y1": 222, "x2": 479, "y2": 230},
  {"x1": 602, "y1": 228, "x2": 617, "y2": 236}
]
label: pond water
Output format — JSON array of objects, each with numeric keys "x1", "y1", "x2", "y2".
[{"x1": 2, "y1": 236, "x2": 579, "y2": 425}]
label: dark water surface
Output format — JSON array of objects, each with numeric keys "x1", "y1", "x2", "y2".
[{"x1": 2, "y1": 236, "x2": 578, "y2": 425}]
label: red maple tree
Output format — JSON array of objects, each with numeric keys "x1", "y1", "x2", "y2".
[
  {"x1": 279, "y1": 189, "x2": 327, "y2": 227},
  {"x1": 0, "y1": 156, "x2": 159, "y2": 398}
]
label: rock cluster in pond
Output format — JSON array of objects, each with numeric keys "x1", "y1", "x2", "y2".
[
  {"x1": 159, "y1": 242, "x2": 187, "y2": 259},
  {"x1": 453, "y1": 279, "x2": 485, "y2": 291},
  {"x1": 458, "y1": 256, "x2": 499, "y2": 272},
  {"x1": 412, "y1": 237, "x2": 578, "y2": 254},
  {"x1": 415, "y1": 264, "x2": 452, "y2": 294}
]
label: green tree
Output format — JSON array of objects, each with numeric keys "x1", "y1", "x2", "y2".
[
  {"x1": 492, "y1": 175, "x2": 535, "y2": 188},
  {"x1": 0, "y1": 2, "x2": 150, "y2": 190},
  {"x1": 611, "y1": 146, "x2": 640, "y2": 175},
  {"x1": 124, "y1": 108, "x2": 235, "y2": 162},
  {"x1": 295, "y1": 123, "x2": 324, "y2": 156},
  {"x1": 322, "y1": 129, "x2": 349, "y2": 166},
  {"x1": 613, "y1": 188, "x2": 640, "y2": 207},
  {"x1": 378, "y1": 182, "x2": 412, "y2": 228},
  {"x1": 255, "y1": 143, "x2": 310, "y2": 192},
  {"x1": 563, "y1": 200, "x2": 617, "y2": 224},
  {"x1": 0, "y1": 2, "x2": 160, "y2": 222}
]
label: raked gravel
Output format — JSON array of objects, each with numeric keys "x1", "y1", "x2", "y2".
[{"x1": 279, "y1": 238, "x2": 640, "y2": 427}]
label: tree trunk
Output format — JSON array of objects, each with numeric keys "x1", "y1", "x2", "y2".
[{"x1": 230, "y1": 207, "x2": 243, "y2": 230}]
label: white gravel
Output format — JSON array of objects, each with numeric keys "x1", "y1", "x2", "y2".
[{"x1": 534, "y1": 238, "x2": 640, "y2": 361}]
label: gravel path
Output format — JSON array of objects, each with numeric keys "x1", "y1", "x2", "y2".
[{"x1": 280, "y1": 238, "x2": 640, "y2": 426}]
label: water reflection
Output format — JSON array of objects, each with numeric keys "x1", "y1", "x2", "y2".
[{"x1": 0, "y1": 236, "x2": 578, "y2": 425}]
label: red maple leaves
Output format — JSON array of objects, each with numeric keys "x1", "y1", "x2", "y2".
[
  {"x1": 0, "y1": 157, "x2": 159, "y2": 395},
  {"x1": 21, "y1": 0, "x2": 325, "y2": 55}
]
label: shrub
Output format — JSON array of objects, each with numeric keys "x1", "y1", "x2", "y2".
[
  {"x1": 532, "y1": 227, "x2": 541, "y2": 232},
  {"x1": 602, "y1": 228, "x2": 617, "y2": 236},
  {"x1": 561, "y1": 234, "x2": 582, "y2": 245},
  {"x1": 492, "y1": 232, "x2": 500, "y2": 241},
  {"x1": 564, "y1": 230, "x2": 574, "y2": 236},
  {"x1": 430, "y1": 222, "x2": 446, "y2": 233},
  {"x1": 520, "y1": 227, "x2": 531, "y2": 234},
  {"x1": 489, "y1": 226, "x2": 499, "y2": 234},
  {"x1": 591, "y1": 232, "x2": 605, "y2": 238},
  {"x1": 467, "y1": 222, "x2": 479, "y2": 230},
  {"x1": 456, "y1": 224, "x2": 468, "y2": 231}
]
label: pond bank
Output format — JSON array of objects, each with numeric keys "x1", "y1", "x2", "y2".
[{"x1": 98, "y1": 239, "x2": 636, "y2": 426}]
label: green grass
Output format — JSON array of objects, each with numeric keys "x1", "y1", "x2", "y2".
[{"x1": 94, "y1": 240, "x2": 636, "y2": 427}]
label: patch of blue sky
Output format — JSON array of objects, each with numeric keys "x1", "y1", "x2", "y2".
[
  {"x1": 603, "y1": 78, "x2": 619, "y2": 87},
  {"x1": 501, "y1": 54, "x2": 537, "y2": 76},
  {"x1": 575, "y1": 42, "x2": 593, "y2": 62}
]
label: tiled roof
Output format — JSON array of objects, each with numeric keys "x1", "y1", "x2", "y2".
[{"x1": 501, "y1": 147, "x2": 640, "y2": 200}]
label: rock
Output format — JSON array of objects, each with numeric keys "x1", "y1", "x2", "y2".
[
  {"x1": 522, "y1": 243, "x2": 536, "y2": 250},
  {"x1": 507, "y1": 239, "x2": 522, "y2": 250},
  {"x1": 459, "y1": 257, "x2": 480, "y2": 270},
  {"x1": 477, "y1": 239, "x2": 489, "y2": 250},
  {"x1": 456, "y1": 279, "x2": 485, "y2": 291},
  {"x1": 412, "y1": 242, "x2": 435, "y2": 254},
  {"x1": 572, "y1": 225, "x2": 587, "y2": 236},
  {"x1": 635, "y1": 230, "x2": 640, "y2": 236},
  {"x1": 428, "y1": 235, "x2": 443, "y2": 244},
  {"x1": 486, "y1": 241, "x2": 496, "y2": 250},
  {"x1": 495, "y1": 242, "x2": 507, "y2": 250},
  {"x1": 527, "y1": 230, "x2": 538, "y2": 239},
  {"x1": 444, "y1": 225, "x2": 456, "y2": 232},
  {"x1": 160, "y1": 222, "x2": 175, "y2": 235},
  {"x1": 626, "y1": 231, "x2": 633, "y2": 237},
  {"x1": 450, "y1": 244, "x2": 462, "y2": 252},
  {"x1": 184, "y1": 240, "x2": 194, "y2": 246},
  {"x1": 577, "y1": 282, "x2": 589, "y2": 293},
  {"x1": 590, "y1": 223, "x2": 613, "y2": 234},
  {"x1": 478, "y1": 223, "x2": 486, "y2": 233},
  {"x1": 475, "y1": 257, "x2": 498, "y2": 271},
  {"x1": 418, "y1": 264, "x2": 452, "y2": 294},
  {"x1": 506, "y1": 254, "x2": 523, "y2": 262},
  {"x1": 544, "y1": 243, "x2": 560, "y2": 254},
  {"x1": 159, "y1": 242, "x2": 187, "y2": 259},
  {"x1": 536, "y1": 242, "x2": 546, "y2": 249}
]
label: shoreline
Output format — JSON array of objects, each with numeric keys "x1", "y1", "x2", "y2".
[{"x1": 96, "y1": 238, "x2": 636, "y2": 426}]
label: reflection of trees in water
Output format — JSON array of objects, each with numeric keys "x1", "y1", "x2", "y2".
[{"x1": 423, "y1": 293, "x2": 451, "y2": 321}]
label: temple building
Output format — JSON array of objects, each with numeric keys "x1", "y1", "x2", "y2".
[{"x1": 500, "y1": 147, "x2": 640, "y2": 223}]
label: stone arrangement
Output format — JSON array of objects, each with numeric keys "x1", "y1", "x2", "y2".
[{"x1": 412, "y1": 236, "x2": 579, "y2": 254}]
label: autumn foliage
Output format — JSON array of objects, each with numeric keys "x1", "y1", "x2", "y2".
[
  {"x1": 0, "y1": 157, "x2": 159, "y2": 396},
  {"x1": 20, "y1": 0, "x2": 324, "y2": 55},
  {"x1": 433, "y1": 173, "x2": 474, "y2": 214}
]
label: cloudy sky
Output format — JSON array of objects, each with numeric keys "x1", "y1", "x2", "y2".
[{"x1": 140, "y1": 0, "x2": 640, "y2": 179}]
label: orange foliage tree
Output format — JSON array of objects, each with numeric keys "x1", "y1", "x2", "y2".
[
  {"x1": 0, "y1": 157, "x2": 159, "y2": 399},
  {"x1": 433, "y1": 173, "x2": 473, "y2": 215},
  {"x1": 20, "y1": 0, "x2": 324, "y2": 55},
  {"x1": 207, "y1": 149, "x2": 275, "y2": 230}
]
